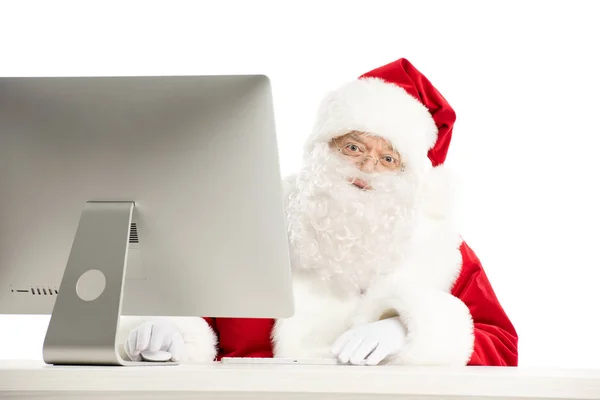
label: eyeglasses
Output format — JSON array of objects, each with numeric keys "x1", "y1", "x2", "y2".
[{"x1": 333, "y1": 138, "x2": 405, "y2": 173}]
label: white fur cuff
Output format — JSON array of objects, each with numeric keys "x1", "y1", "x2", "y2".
[
  {"x1": 171, "y1": 317, "x2": 218, "y2": 363},
  {"x1": 354, "y1": 288, "x2": 474, "y2": 366}
]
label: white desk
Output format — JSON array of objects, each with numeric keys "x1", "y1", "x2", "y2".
[{"x1": 0, "y1": 360, "x2": 599, "y2": 400}]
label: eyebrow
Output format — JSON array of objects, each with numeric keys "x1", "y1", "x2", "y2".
[
  {"x1": 346, "y1": 133, "x2": 364, "y2": 142},
  {"x1": 347, "y1": 133, "x2": 395, "y2": 152}
]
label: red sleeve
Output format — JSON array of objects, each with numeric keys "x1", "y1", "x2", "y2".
[
  {"x1": 202, "y1": 317, "x2": 275, "y2": 360},
  {"x1": 451, "y1": 241, "x2": 519, "y2": 366}
]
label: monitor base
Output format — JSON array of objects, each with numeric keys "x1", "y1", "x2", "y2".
[{"x1": 42, "y1": 201, "x2": 172, "y2": 366}]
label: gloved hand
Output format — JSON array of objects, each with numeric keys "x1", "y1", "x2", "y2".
[
  {"x1": 332, "y1": 317, "x2": 407, "y2": 366},
  {"x1": 124, "y1": 319, "x2": 184, "y2": 362}
]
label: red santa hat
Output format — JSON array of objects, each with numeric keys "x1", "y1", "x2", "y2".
[{"x1": 306, "y1": 58, "x2": 456, "y2": 170}]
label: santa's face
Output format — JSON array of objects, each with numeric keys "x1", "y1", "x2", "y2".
[
  {"x1": 288, "y1": 131, "x2": 421, "y2": 293},
  {"x1": 328, "y1": 131, "x2": 405, "y2": 190}
]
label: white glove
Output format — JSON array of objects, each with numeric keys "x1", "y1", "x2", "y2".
[
  {"x1": 124, "y1": 319, "x2": 184, "y2": 362},
  {"x1": 332, "y1": 317, "x2": 407, "y2": 366}
]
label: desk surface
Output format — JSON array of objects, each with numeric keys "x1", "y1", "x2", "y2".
[{"x1": 0, "y1": 360, "x2": 599, "y2": 400}]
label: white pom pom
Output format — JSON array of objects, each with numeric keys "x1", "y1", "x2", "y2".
[{"x1": 418, "y1": 165, "x2": 457, "y2": 220}]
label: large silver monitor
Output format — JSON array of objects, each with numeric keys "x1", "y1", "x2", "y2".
[{"x1": 0, "y1": 75, "x2": 294, "y2": 365}]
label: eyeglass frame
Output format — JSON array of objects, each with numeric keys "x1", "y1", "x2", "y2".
[{"x1": 332, "y1": 137, "x2": 406, "y2": 173}]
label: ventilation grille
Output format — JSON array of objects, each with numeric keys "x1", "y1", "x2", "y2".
[
  {"x1": 11, "y1": 286, "x2": 59, "y2": 296},
  {"x1": 8, "y1": 224, "x2": 139, "y2": 296},
  {"x1": 129, "y1": 222, "x2": 139, "y2": 244}
]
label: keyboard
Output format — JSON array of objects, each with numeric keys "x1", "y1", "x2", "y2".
[{"x1": 220, "y1": 357, "x2": 366, "y2": 366}]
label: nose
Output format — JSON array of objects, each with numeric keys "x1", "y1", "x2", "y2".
[{"x1": 357, "y1": 156, "x2": 377, "y2": 173}]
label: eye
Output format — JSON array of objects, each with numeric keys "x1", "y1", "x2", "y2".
[
  {"x1": 342, "y1": 143, "x2": 364, "y2": 156},
  {"x1": 380, "y1": 155, "x2": 397, "y2": 165}
]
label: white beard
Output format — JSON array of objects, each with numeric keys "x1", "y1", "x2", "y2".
[{"x1": 287, "y1": 144, "x2": 422, "y2": 294}]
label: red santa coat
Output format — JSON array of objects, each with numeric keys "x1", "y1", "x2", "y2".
[{"x1": 202, "y1": 242, "x2": 517, "y2": 366}]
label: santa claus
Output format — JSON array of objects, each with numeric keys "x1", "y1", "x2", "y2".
[{"x1": 119, "y1": 58, "x2": 518, "y2": 366}]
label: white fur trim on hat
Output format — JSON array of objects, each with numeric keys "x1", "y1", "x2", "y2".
[{"x1": 305, "y1": 77, "x2": 438, "y2": 169}]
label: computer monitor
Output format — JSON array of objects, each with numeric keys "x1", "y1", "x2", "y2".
[{"x1": 0, "y1": 75, "x2": 295, "y2": 366}]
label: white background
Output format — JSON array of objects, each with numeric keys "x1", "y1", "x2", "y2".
[{"x1": 0, "y1": 0, "x2": 599, "y2": 369}]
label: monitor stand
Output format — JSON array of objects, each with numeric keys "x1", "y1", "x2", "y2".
[{"x1": 42, "y1": 201, "x2": 176, "y2": 366}]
